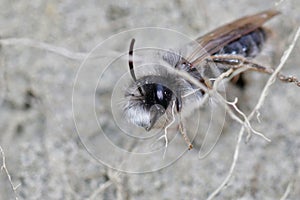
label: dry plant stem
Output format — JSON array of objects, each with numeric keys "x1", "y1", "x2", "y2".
[
  {"x1": 210, "y1": 68, "x2": 233, "y2": 87},
  {"x1": 86, "y1": 180, "x2": 113, "y2": 200},
  {"x1": 207, "y1": 27, "x2": 300, "y2": 200},
  {"x1": 279, "y1": 181, "x2": 293, "y2": 200},
  {"x1": 206, "y1": 126, "x2": 245, "y2": 200},
  {"x1": 170, "y1": 68, "x2": 209, "y2": 93},
  {"x1": 0, "y1": 38, "x2": 117, "y2": 60},
  {"x1": 0, "y1": 145, "x2": 20, "y2": 200},
  {"x1": 228, "y1": 66, "x2": 249, "y2": 80},
  {"x1": 0, "y1": 38, "x2": 88, "y2": 60}
]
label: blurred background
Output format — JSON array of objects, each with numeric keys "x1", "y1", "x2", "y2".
[{"x1": 0, "y1": 0, "x2": 300, "y2": 199}]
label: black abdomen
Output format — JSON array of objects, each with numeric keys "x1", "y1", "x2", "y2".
[{"x1": 217, "y1": 28, "x2": 267, "y2": 58}]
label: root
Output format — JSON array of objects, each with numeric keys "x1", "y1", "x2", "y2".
[{"x1": 0, "y1": 145, "x2": 20, "y2": 200}]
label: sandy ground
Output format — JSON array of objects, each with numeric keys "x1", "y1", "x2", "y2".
[{"x1": 0, "y1": 0, "x2": 300, "y2": 199}]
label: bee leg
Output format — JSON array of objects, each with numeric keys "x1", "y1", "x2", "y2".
[
  {"x1": 175, "y1": 96, "x2": 182, "y2": 112},
  {"x1": 277, "y1": 74, "x2": 300, "y2": 87},
  {"x1": 173, "y1": 74, "x2": 183, "y2": 113},
  {"x1": 231, "y1": 73, "x2": 246, "y2": 89},
  {"x1": 207, "y1": 54, "x2": 274, "y2": 74},
  {"x1": 178, "y1": 114, "x2": 193, "y2": 150},
  {"x1": 208, "y1": 55, "x2": 300, "y2": 87}
]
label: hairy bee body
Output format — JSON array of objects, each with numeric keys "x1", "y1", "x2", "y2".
[{"x1": 124, "y1": 10, "x2": 280, "y2": 133}]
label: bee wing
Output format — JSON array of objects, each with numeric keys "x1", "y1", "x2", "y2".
[{"x1": 187, "y1": 10, "x2": 280, "y2": 66}]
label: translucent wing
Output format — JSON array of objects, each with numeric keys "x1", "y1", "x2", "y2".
[{"x1": 188, "y1": 10, "x2": 280, "y2": 66}]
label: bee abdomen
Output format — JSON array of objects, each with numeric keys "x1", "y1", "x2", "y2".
[{"x1": 217, "y1": 28, "x2": 267, "y2": 58}]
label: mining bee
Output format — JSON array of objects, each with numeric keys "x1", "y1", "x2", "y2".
[{"x1": 123, "y1": 10, "x2": 299, "y2": 149}]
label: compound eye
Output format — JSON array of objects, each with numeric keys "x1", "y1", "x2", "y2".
[
  {"x1": 155, "y1": 84, "x2": 172, "y2": 109},
  {"x1": 156, "y1": 85, "x2": 164, "y2": 101}
]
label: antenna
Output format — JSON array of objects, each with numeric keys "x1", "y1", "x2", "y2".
[{"x1": 128, "y1": 38, "x2": 143, "y2": 96}]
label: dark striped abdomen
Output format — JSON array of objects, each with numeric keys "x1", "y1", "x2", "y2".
[{"x1": 216, "y1": 28, "x2": 267, "y2": 58}]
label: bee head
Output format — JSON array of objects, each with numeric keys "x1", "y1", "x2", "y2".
[
  {"x1": 123, "y1": 38, "x2": 180, "y2": 131},
  {"x1": 124, "y1": 76, "x2": 174, "y2": 131}
]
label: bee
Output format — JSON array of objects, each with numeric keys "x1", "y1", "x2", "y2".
[{"x1": 123, "y1": 10, "x2": 299, "y2": 149}]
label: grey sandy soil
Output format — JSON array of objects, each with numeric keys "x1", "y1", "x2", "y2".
[{"x1": 0, "y1": 1, "x2": 300, "y2": 199}]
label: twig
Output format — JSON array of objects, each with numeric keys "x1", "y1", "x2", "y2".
[
  {"x1": 0, "y1": 145, "x2": 20, "y2": 200},
  {"x1": 86, "y1": 180, "x2": 113, "y2": 200},
  {"x1": 280, "y1": 181, "x2": 293, "y2": 200},
  {"x1": 206, "y1": 126, "x2": 245, "y2": 200},
  {"x1": 0, "y1": 38, "x2": 117, "y2": 60},
  {"x1": 168, "y1": 67, "x2": 209, "y2": 93}
]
